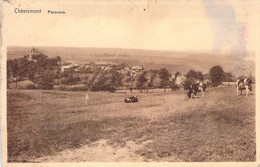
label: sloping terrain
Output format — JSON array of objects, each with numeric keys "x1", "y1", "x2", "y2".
[{"x1": 7, "y1": 86, "x2": 255, "y2": 162}]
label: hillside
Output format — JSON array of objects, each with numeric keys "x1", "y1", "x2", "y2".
[{"x1": 7, "y1": 47, "x2": 255, "y2": 76}]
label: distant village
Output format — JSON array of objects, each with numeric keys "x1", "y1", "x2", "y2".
[{"x1": 7, "y1": 48, "x2": 238, "y2": 91}]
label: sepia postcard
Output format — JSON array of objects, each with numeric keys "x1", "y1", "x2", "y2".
[{"x1": 1, "y1": 0, "x2": 260, "y2": 167}]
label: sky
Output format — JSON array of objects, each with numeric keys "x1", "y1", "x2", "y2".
[{"x1": 2, "y1": 0, "x2": 258, "y2": 56}]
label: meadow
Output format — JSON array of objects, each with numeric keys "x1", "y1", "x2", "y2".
[{"x1": 7, "y1": 85, "x2": 255, "y2": 162}]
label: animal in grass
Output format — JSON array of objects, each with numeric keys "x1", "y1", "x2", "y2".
[
  {"x1": 124, "y1": 96, "x2": 138, "y2": 103},
  {"x1": 187, "y1": 82, "x2": 206, "y2": 99},
  {"x1": 235, "y1": 78, "x2": 252, "y2": 96}
]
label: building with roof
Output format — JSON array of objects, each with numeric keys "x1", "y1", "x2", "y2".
[{"x1": 61, "y1": 64, "x2": 80, "y2": 73}]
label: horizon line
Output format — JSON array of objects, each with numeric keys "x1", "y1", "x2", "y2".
[{"x1": 7, "y1": 46, "x2": 254, "y2": 55}]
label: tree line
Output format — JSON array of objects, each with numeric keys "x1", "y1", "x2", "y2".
[{"x1": 7, "y1": 50, "x2": 239, "y2": 92}]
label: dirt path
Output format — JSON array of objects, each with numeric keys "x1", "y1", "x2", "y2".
[{"x1": 32, "y1": 139, "x2": 150, "y2": 162}]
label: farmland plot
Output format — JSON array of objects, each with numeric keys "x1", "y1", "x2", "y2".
[{"x1": 7, "y1": 86, "x2": 255, "y2": 162}]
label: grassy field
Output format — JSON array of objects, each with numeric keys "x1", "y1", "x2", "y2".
[{"x1": 7, "y1": 86, "x2": 255, "y2": 162}]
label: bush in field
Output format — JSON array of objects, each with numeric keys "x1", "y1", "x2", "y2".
[
  {"x1": 26, "y1": 84, "x2": 37, "y2": 89},
  {"x1": 171, "y1": 83, "x2": 180, "y2": 91},
  {"x1": 68, "y1": 76, "x2": 81, "y2": 85},
  {"x1": 40, "y1": 82, "x2": 53, "y2": 90},
  {"x1": 58, "y1": 85, "x2": 88, "y2": 91},
  {"x1": 70, "y1": 86, "x2": 88, "y2": 91},
  {"x1": 209, "y1": 65, "x2": 225, "y2": 87},
  {"x1": 60, "y1": 74, "x2": 81, "y2": 85}
]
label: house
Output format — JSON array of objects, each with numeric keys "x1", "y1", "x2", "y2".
[
  {"x1": 174, "y1": 72, "x2": 186, "y2": 85},
  {"x1": 131, "y1": 65, "x2": 144, "y2": 72},
  {"x1": 96, "y1": 62, "x2": 109, "y2": 67},
  {"x1": 169, "y1": 76, "x2": 175, "y2": 82},
  {"x1": 25, "y1": 48, "x2": 39, "y2": 62},
  {"x1": 61, "y1": 64, "x2": 80, "y2": 73},
  {"x1": 127, "y1": 65, "x2": 145, "y2": 76},
  {"x1": 61, "y1": 65, "x2": 72, "y2": 73},
  {"x1": 72, "y1": 64, "x2": 80, "y2": 72},
  {"x1": 123, "y1": 66, "x2": 132, "y2": 75},
  {"x1": 101, "y1": 66, "x2": 112, "y2": 71}
]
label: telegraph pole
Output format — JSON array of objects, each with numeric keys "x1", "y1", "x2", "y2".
[
  {"x1": 227, "y1": 74, "x2": 229, "y2": 85},
  {"x1": 14, "y1": 77, "x2": 17, "y2": 89}
]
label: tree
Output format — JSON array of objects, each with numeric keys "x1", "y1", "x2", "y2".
[
  {"x1": 223, "y1": 72, "x2": 235, "y2": 82},
  {"x1": 159, "y1": 68, "x2": 171, "y2": 92},
  {"x1": 126, "y1": 76, "x2": 135, "y2": 93},
  {"x1": 196, "y1": 71, "x2": 204, "y2": 81},
  {"x1": 7, "y1": 58, "x2": 30, "y2": 81},
  {"x1": 186, "y1": 70, "x2": 204, "y2": 81},
  {"x1": 92, "y1": 73, "x2": 108, "y2": 91},
  {"x1": 34, "y1": 71, "x2": 57, "y2": 89},
  {"x1": 209, "y1": 65, "x2": 225, "y2": 87},
  {"x1": 136, "y1": 72, "x2": 148, "y2": 92},
  {"x1": 186, "y1": 70, "x2": 197, "y2": 80},
  {"x1": 183, "y1": 79, "x2": 193, "y2": 90},
  {"x1": 91, "y1": 70, "x2": 123, "y2": 92},
  {"x1": 109, "y1": 71, "x2": 123, "y2": 92},
  {"x1": 184, "y1": 70, "x2": 204, "y2": 90}
]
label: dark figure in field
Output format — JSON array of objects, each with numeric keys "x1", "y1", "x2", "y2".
[
  {"x1": 187, "y1": 83, "x2": 206, "y2": 99},
  {"x1": 235, "y1": 78, "x2": 252, "y2": 96},
  {"x1": 124, "y1": 96, "x2": 138, "y2": 103}
]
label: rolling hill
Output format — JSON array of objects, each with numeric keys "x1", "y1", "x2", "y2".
[{"x1": 7, "y1": 46, "x2": 255, "y2": 77}]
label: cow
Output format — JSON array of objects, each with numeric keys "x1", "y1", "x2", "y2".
[
  {"x1": 124, "y1": 96, "x2": 138, "y2": 103},
  {"x1": 235, "y1": 78, "x2": 252, "y2": 96},
  {"x1": 187, "y1": 82, "x2": 206, "y2": 99}
]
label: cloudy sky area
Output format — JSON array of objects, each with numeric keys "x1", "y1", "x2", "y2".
[{"x1": 2, "y1": 0, "x2": 258, "y2": 57}]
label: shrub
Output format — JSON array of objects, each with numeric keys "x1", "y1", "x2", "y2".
[
  {"x1": 57, "y1": 85, "x2": 88, "y2": 91},
  {"x1": 171, "y1": 83, "x2": 180, "y2": 91},
  {"x1": 26, "y1": 84, "x2": 37, "y2": 89}
]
